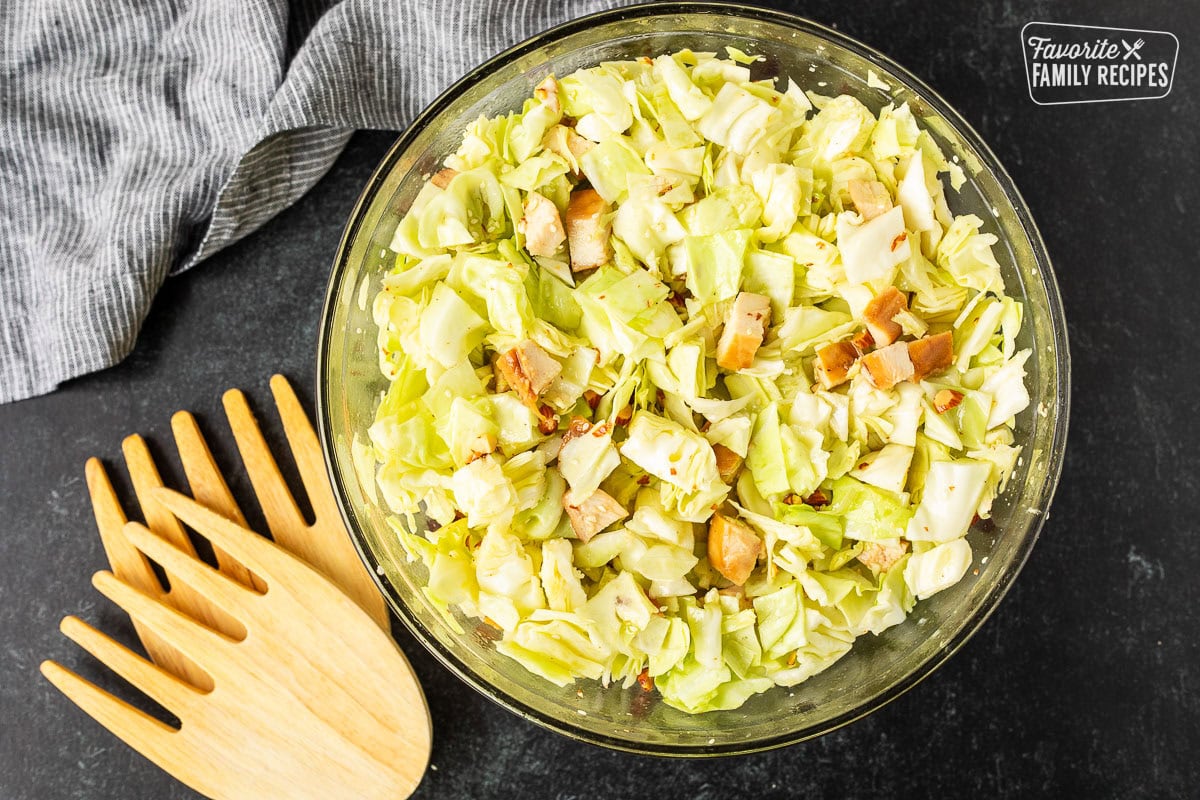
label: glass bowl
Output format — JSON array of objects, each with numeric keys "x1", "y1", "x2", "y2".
[{"x1": 316, "y1": 2, "x2": 1070, "y2": 756}]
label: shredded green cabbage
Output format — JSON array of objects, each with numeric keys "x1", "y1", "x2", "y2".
[{"x1": 367, "y1": 48, "x2": 1032, "y2": 713}]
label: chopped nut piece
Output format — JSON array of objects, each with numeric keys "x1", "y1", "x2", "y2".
[
  {"x1": 861, "y1": 341, "x2": 915, "y2": 390},
  {"x1": 563, "y1": 488, "x2": 628, "y2": 542},
  {"x1": 536, "y1": 405, "x2": 560, "y2": 435},
  {"x1": 561, "y1": 416, "x2": 593, "y2": 445},
  {"x1": 847, "y1": 179, "x2": 894, "y2": 221},
  {"x1": 521, "y1": 191, "x2": 566, "y2": 257},
  {"x1": 534, "y1": 75, "x2": 561, "y2": 115},
  {"x1": 566, "y1": 189, "x2": 612, "y2": 272},
  {"x1": 430, "y1": 168, "x2": 458, "y2": 189},
  {"x1": 716, "y1": 292, "x2": 771, "y2": 371},
  {"x1": 857, "y1": 539, "x2": 909, "y2": 573},
  {"x1": 862, "y1": 286, "x2": 909, "y2": 347},
  {"x1": 803, "y1": 489, "x2": 830, "y2": 508},
  {"x1": 708, "y1": 513, "x2": 763, "y2": 586},
  {"x1": 934, "y1": 388, "x2": 965, "y2": 414},
  {"x1": 814, "y1": 340, "x2": 861, "y2": 389},
  {"x1": 614, "y1": 405, "x2": 633, "y2": 426},
  {"x1": 495, "y1": 340, "x2": 563, "y2": 408},
  {"x1": 908, "y1": 331, "x2": 954, "y2": 381},
  {"x1": 850, "y1": 328, "x2": 875, "y2": 353},
  {"x1": 583, "y1": 389, "x2": 601, "y2": 410},
  {"x1": 712, "y1": 443, "x2": 743, "y2": 484}
]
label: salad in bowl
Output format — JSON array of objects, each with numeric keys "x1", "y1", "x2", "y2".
[{"x1": 361, "y1": 47, "x2": 1032, "y2": 715}]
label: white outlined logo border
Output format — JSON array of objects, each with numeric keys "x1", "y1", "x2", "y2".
[{"x1": 1021, "y1": 21, "x2": 1179, "y2": 106}]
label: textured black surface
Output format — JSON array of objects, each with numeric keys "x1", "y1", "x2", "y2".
[{"x1": 2, "y1": 1, "x2": 1198, "y2": 797}]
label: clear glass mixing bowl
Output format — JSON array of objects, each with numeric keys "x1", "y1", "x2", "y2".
[{"x1": 317, "y1": 2, "x2": 1070, "y2": 755}]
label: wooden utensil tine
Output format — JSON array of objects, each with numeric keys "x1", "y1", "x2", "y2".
[
  {"x1": 84, "y1": 458, "x2": 213, "y2": 691},
  {"x1": 223, "y1": 377, "x2": 388, "y2": 628},
  {"x1": 121, "y1": 435, "x2": 243, "y2": 639},
  {"x1": 269, "y1": 374, "x2": 341, "y2": 523},
  {"x1": 221, "y1": 388, "x2": 310, "y2": 547},
  {"x1": 170, "y1": 411, "x2": 265, "y2": 592}
]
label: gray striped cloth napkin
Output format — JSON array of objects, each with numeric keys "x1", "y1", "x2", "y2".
[{"x1": 0, "y1": 0, "x2": 631, "y2": 403}]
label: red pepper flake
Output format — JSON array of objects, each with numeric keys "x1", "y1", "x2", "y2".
[
  {"x1": 636, "y1": 475, "x2": 651, "y2": 485},
  {"x1": 636, "y1": 668, "x2": 654, "y2": 692},
  {"x1": 890, "y1": 232, "x2": 907, "y2": 252}
]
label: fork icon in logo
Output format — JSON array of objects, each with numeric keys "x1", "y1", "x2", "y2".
[{"x1": 1122, "y1": 38, "x2": 1146, "y2": 60}]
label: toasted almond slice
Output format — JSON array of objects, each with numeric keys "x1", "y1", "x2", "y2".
[
  {"x1": 495, "y1": 341, "x2": 563, "y2": 407},
  {"x1": 563, "y1": 488, "x2": 628, "y2": 542},
  {"x1": 716, "y1": 292, "x2": 771, "y2": 372},
  {"x1": 814, "y1": 340, "x2": 861, "y2": 389},
  {"x1": 521, "y1": 191, "x2": 566, "y2": 257},
  {"x1": 561, "y1": 416, "x2": 593, "y2": 445},
  {"x1": 908, "y1": 331, "x2": 954, "y2": 382},
  {"x1": 862, "y1": 341, "x2": 915, "y2": 390},
  {"x1": 848, "y1": 179, "x2": 894, "y2": 222},
  {"x1": 708, "y1": 513, "x2": 763, "y2": 586},
  {"x1": 862, "y1": 286, "x2": 909, "y2": 347},
  {"x1": 430, "y1": 168, "x2": 458, "y2": 189},
  {"x1": 934, "y1": 388, "x2": 964, "y2": 414},
  {"x1": 565, "y1": 189, "x2": 612, "y2": 272},
  {"x1": 712, "y1": 444, "x2": 743, "y2": 484}
]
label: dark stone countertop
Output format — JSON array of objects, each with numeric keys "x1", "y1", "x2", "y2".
[{"x1": 2, "y1": 1, "x2": 1198, "y2": 797}]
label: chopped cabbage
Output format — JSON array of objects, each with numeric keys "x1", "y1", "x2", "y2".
[{"x1": 367, "y1": 47, "x2": 1033, "y2": 713}]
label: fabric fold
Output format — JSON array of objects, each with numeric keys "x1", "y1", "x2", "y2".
[{"x1": 0, "y1": 0, "x2": 629, "y2": 403}]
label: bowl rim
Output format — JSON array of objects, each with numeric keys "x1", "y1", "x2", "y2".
[{"x1": 316, "y1": 1, "x2": 1071, "y2": 756}]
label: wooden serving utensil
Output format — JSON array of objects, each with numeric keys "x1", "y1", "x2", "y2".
[
  {"x1": 53, "y1": 376, "x2": 427, "y2": 798},
  {"x1": 42, "y1": 489, "x2": 431, "y2": 799}
]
